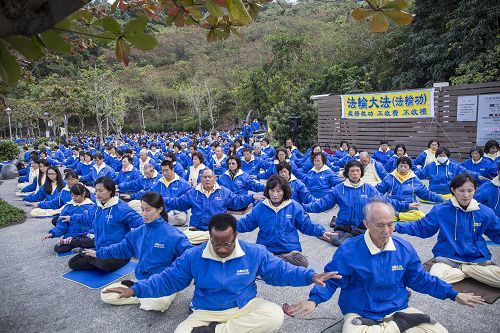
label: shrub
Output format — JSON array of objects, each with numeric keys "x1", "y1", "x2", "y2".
[
  {"x1": 0, "y1": 141, "x2": 21, "y2": 161},
  {"x1": 0, "y1": 199, "x2": 26, "y2": 228}
]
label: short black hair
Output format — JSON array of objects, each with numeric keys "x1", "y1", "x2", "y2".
[
  {"x1": 94, "y1": 153, "x2": 104, "y2": 160},
  {"x1": 264, "y1": 175, "x2": 292, "y2": 201},
  {"x1": 242, "y1": 147, "x2": 252, "y2": 154},
  {"x1": 312, "y1": 152, "x2": 327, "y2": 164},
  {"x1": 64, "y1": 170, "x2": 79, "y2": 180},
  {"x1": 343, "y1": 160, "x2": 364, "y2": 178},
  {"x1": 397, "y1": 156, "x2": 412, "y2": 168},
  {"x1": 192, "y1": 151, "x2": 205, "y2": 164},
  {"x1": 379, "y1": 140, "x2": 389, "y2": 145},
  {"x1": 276, "y1": 161, "x2": 292, "y2": 174},
  {"x1": 95, "y1": 176, "x2": 116, "y2": 197},
  {"x1": 450, "y1": 174, "x2": 477, "y2": 191},
  {"x1": 394, "y1": 143, "x2": 406, "y2": 154},
  {"x1": 209, "y1": 213, "x2": 237, "y2": 233},
  {"x1": 70, "y1": 183, "x2": 90, "y2": 198},
  {"x1": 161, "y1": 160, "x2": 174, "y2": 170},
  {"x1": 469, "y1": 146, "x2": 484, "y2": 158},
  {"x1": 226, "y1": 156, "x2": 241, "y2": 169},
  {"x1": 164, "y1": 152, "x2": 176, "y2": 162},
  {"x1": 122, "y1": 154, "x2": 133, "y2": 163},
  {"x1": 435, "y1": 147, "x2": 450, "y2": 158},
  {"x1": 427, "y1": 139, "x2": 440, "y2": 148},
  {"x1": 484, "y1": 140, "x2": 499, "y2": 154}
]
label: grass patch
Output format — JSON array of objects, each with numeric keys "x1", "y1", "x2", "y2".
[{"x1": 0, "y1": 198, "x2": 26, "y2": 228}]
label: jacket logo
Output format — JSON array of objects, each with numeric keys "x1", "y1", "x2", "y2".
[
  {"x1": 286, "y1": 214, "x2": 293, "y2": 218},
  {"x1": 473, "y1": 222, "x2": 481, "y2": 227},
  {"x1": 215, "y1": 196, "x2": 223, "y2": 200},
  {"x1": 236, "y1": 269, "x2": 249, "y2": 276},
  {"x1": 154, "y1": 243, "x2": 165, "y2": 248},
  {"x1": 391, "y1": 265, "x2": 403, "y2": 271}
]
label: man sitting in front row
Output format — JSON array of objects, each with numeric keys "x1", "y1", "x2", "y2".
[
  {"x1": 287, "y1": 200, "x2": 485, "y2": 333},
  {"x1": 103, "y1": 213, "x2": 340, "y2": 333}
]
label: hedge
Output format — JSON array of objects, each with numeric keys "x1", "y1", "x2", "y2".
[{"x1": 0, "y1": 199, "x2": 26, "y2": 228}]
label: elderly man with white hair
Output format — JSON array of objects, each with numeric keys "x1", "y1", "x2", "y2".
[
  {"x1": 138, "y1": 149, "x2": 159, "y2": 176},
  {"x1": 359, "y1": 151, "x2": 388, "y2": 186},
  {"x1": 286, "y1": 199, "x2": 485, "y2": 333}
]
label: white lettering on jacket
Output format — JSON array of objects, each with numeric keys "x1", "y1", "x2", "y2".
[
  {"x1": 391, "y1": 265, "x2": 403, "y2": 271},
  {"x1": 236, "y1": 269, "x2": 249, "y2": 276},
  {"x1": 154, "y1": 243, "x2": 165, "y2": 249}
]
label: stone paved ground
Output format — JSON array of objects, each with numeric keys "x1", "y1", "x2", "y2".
[{"x1": 0, "y1": 177, "x2": 498, "y2": 333}]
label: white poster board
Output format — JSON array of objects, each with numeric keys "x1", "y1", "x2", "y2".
[
  {"x1": 457, "y1": 95, "x2": 477, "y2": 121},
  {"x1": 476, "y1": 94, "x2": 500, "y2": 146}
]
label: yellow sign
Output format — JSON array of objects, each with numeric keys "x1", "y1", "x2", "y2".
[{"x1": 341, "y1": 88, "x2": 434, "y2": 119}]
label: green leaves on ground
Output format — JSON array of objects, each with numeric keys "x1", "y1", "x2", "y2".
[{"x1": 0, "y1": 199, "x2": 26, "y2": 228}]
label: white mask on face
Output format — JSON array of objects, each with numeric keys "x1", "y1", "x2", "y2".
[{"x1": 437, "y1": 156, "x2": 448, "y2": 164}]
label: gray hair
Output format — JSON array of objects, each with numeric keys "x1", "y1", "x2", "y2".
[
  {"x1": 363, "y1": 199, "x2": 395, "y2": 222},
  {"x1": 359, "y1": 151, "x2": 370, "y2": 159},
  {"x1": 253, "y1": 143, "x2": 262, "y2": 149},
  {"x1": 140, "y1": 149, "x2": 148, "y2": 156},
  {"x1": 143, "y1": 163, "x2": 155, "y2": 172}
]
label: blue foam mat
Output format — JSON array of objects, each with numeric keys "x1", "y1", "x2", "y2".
[
  {"x1": 56, "y1": 251, "x2": 73, "y2": 257},
  {"x1": 62, "y1": 261, "x2": 137, "y2": 289}
]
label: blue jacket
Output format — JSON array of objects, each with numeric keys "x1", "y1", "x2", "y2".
[
  {"x1": 240, "y1": 157, "x2": 267, "y2": 177},
  {"x1": 75, "y1": 161, "x2": 94, "y2": 176},
  {"x1": 303, "y1": 166, "x2": 342, "y2": 198},
  {"x1": 372, "y1": 149, "x2": 394, "y2": 166},
  {"x1": 80, "y1": 163, "x2": 116, "y2": 186},
  {"x1": 238, "y1": 199, "x2": 325, "y2": 253},
  {"x1": 24, "y1": 183, "x2": 65, "y2": 203},
  {"x1": 261, "y1": 145, "x2": 276, "y2": 160},
  {"x1": 241, "y1": 124, "x2": 252, "y2": 138},
  {"x1": 461, "y1": 158, "x2": 497, "y2": 185},
  {"x1": 474, "y1": 178, "x2": 500, "y2": 217},
  {"x1": 251, "y1": 120, "x2": 260, "y2": 132},
  {"x1": 217, "y1": 170, "x2": 265, "y2": 196},
  {"x1": 289, "y1": 176, "x2": 316, "y2": 205},
  {"x1": 131, "y1": 240, "x2": 315, "y2": 311},
  {"x1": 172, "y1": 162, "x2": 186, "y2": 178},
  {"x1": 417, "y1": 161, "x2": 478, "y2": 194},
  {"x1": 37, "y1": 186, "x2": 72, "y2": 209},
  {"x1": 119, "y1": 171, "x2": 161, "y2": 195},
  {"x1": 21, "y1": 176, "x2": 40, "y2": 193},
  {"x1": 308, "y1": 234, "x2": 457, "y2": 320},
  {"x1": 48, "y1": 199, "x2": 95, "y2": 238},
  {"x1": 333, "y1": 148, "x2": 348, "y2": 160},
  {"x1": 208, "y1": 155, "x2": 228, "y2": 177},
  {"x1": 396, "y1": 199, "x2": 500, "y2": 263},
  {"x1": 113, "y1": 167, "x2": 141, "y2": 185},
  {"x1": 415, "y1": 149, "x2": 436, "y2": 168},
  {"x1": 376, "y1": 171, "x2": 444, "y2": 205},
  {"x1": 334, "y1": 154, "x2": 359, "y2": 168},
  {"x1": 97, "y1": 217, "x2": 192, "y2": 280},
  {"x1": 305, "y1": 180, "x2": 409, "y2": 228},
  {"x1": 71, "y1": 197, "x2": 143, "y2": 250},
  {"x1": 148, "y1": 176, "x2": 191, "y2": 209},
  {"x1": 258, "y1": 159, "x2": 303, "y2": 180},
  {"x1": 165, "y1": 184, "x2": 254, "y2": 231}
]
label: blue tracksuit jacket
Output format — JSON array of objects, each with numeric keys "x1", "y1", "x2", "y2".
[
  {"x1": 376, "y1": 171, "x2": 445, "y2": 204},
  {"x1": 48, "y1": 200, "x2": 95, "y2": 238},
  {"x1": 474, "y1": 178, "x2": 500, "y2": 217},
  {"x1": 303, "y1": 166, "x2": 342, "y2": 198},
  {"x1": 217, "y1": 170, "x2": 265, "y2": 196},
  {"x1": 417, "y1": 161, "x2": 479, "y2": 194}
]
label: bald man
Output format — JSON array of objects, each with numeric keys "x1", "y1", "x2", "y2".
[{"x1": 287, "y1": 200, "x2": 484, "y2": 333}]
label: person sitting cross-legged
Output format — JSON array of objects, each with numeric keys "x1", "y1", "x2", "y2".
[
  {"x1": 396, "y1": 174, "x2": 500, "y2": 288},
  {"x1": 83, "y1": 192, "x2": 192, "y2": 312},
  {"x1": 237, "y1": 175, "x2": 333, "y2": 267},
  {"x1": 286, "y1": 200, "x2": 486, "y2": 333},
  {"x1": 103, "y1": 213, "x2": 341, "y2": 333}
]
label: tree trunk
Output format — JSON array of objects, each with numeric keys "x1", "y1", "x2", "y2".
[
  {"x1": 171, "y1": 96, "x2": 178, "y2": 122},
  {"x1": 63, "y1": 114, "x2": 69, "y2": 143}
]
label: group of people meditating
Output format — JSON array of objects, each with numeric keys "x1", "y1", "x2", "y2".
[{"x1": 11, "y1": 131, "x2": 500, "y2": 333}]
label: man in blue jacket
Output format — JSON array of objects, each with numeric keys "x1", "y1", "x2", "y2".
[
  {"x1": 103, "y1": 213, "x2": 341, "y2": 333},
  {"x1": 80, "y1": 153, "x2": 115, "y2": 186},
  {"x1": 286, "y1": 200, "x2": 485, "y2": 333},
  {"x1": 165, "y1": 168, "x2": 264, "y2": 244}
]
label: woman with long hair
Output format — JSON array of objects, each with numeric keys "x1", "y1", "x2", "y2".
[
  {"x1": 23, "y1": 166, "x2": 65, "y2": 203},
  {"x1": 84, "y1": 191, "x2": 192, "y2": 312}
]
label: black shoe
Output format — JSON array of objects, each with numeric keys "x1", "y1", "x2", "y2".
[
  {"x1": 191, "y1": 322, "x2": 217, "y2": 333},
  {"x1": 329, "y1": 216, "x2": 337, "y2": 228},
  {"x1": 121, "y1": 280, "x2": 135, "y2": 287},
  {"x1": 71, "y1": 247, "x2": 83, "y2": 254}
]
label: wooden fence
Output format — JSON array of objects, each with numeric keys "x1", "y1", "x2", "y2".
[{"x1": 316, "y1": 81, "x2": 500, "y2": 161}]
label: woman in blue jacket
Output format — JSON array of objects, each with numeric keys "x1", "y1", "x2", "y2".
[
  {"x1": 30, "y1": 170, "x2": 80, "y2": 217},
  {"x1": 207, "y1": 146, "x2": 227, "y2": 178},
  {"x1": 74, "y1": 152, "x2": 94, "y2": 176},
  {"x1": 237, "y1": 175, "x2": 332, "y2": 267},
  {"x1": 80, "y1": 153, "x2": 115, "y2": 186},
  {"x1": 305, "y1": 160, "x2": 415, "y2": 246},
  {"x1": 474, "y1": 164, "x2": 500, "y2": 217},
  {"x1": 396, "y1": 174, "x2": 500, "y2": 288},
  {"x1": 113, "y1": 155, "x2": 140, "y2": 187},
  {"x1": 377, "y1": 157, "x2": 445, "y2": 221},
  {"x1": 461, "y1": 146, "x2": 497, "y2": 186},
  {"x1": 23, "y1": 166, "x2": 65, "y2": 204},
  {"x1": 16, "y1": 159, "x2": 49, "y2": 196},
  {"x1": 61, "y1": 176, "x2": 143, "y2": 272},
  {"x1": 384, "y1": 143, "x2": 416, "y2": 173},
  {"x1": 303, "y1": 152, "x2": 342, "y2": 199},
  {"x1": 277, "y1": 162, "x2": 315, "y2": 205},
  {"x1": 217, "y1": 156, "x2": 265, "y2": 210},
  {"x1": 83, "y1": 192, "x2": 192, "y2": 312},
  {"x1": 42, "y1": 184, "x2": 95, "y2": 253},
  {"x1": 417, "y1": 147, "x2": 481, "y2": 198}
]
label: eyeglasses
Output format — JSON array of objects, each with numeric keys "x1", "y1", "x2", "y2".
[
  {"x1": 227, "y1": 162, "x2": 237, "y2": 165},
  {"x1": 47, "y1": 172, "x2": 57, "y2": 176},
  {"x1": 210, "y1": 236, "x2": 236, "y2": 249}
]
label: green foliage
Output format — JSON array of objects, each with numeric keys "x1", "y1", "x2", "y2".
[
  {"x1": 269, "y1": 99, "x2": 317, "y2": 150},
  {"x1": 451, "y1": 45, "x2": 500, "y2": 85},
  {"x1": 0, "y1": 141, "x2": 20, "y2": 161},
  {"x1": 0, "y1": 199, "x2": 26, "y2": 228}
]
